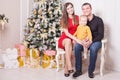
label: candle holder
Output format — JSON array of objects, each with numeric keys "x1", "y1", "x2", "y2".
[{"x1": 0, "y1": 14, "x2": 9, "y2": 30}]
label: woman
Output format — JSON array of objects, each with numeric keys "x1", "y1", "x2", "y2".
[{"x1": 58, "y1": 2, "x2": 82, "y2": 77}]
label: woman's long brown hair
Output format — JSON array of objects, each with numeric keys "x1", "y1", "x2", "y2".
[{"x1": 60, "y1": 2, "x2": 79, "y2": 28}]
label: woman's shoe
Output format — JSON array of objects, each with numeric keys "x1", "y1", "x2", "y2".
[
  {"x1": 64, "y1": 73, "x2": 70, "y2": 77},
  {"x1": 68, "y1": 70, "x2": 74, "y2": 73}
]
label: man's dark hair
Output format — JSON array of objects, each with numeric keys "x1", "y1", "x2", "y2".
[{"x1": 82, "y1": 2, "x2": 92, "y2": 8}]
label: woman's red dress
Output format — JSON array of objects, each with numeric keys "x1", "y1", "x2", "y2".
[{"x1": 58, "y1": 15, "x2": 79, "y2": 49}]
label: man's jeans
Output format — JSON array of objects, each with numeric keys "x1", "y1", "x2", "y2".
[{"x1": 74, "y1": 41, "x2": 102, "y2": 73}]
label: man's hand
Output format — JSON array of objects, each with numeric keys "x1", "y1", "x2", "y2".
[{"x1": 84, "y1": 40, "x2": 92, "y2": 48}]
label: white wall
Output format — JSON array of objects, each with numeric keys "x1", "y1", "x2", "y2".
[
  {"x1": 20, "y1": 0, "x2": 34, "y2": 41},
  {"x1": 65, "y1": 0, "x2": 120, "y2": 71},
  {"x1": 20, "y1": 0, "x2": 30, "y2": 42},
  {"x1": 0, "y1": 0, "x2": 29, "y2": 49},
  {"x1": 0, "y1": 0, "x2": 20, "y2": 49},
  {"x1": 29, "y1": 0, "x2": 34, "y2": 16}
]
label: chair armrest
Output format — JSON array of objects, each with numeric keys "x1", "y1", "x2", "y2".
[
  {"x1": 101, "y1": 38, "x2": 107, "y2": 44},
  {"x1": 101, "y1": 38, "x2": 107, "y2": 51},
  {"x1": 55, "y1": 37, "x2": 59, "y2": 41}
]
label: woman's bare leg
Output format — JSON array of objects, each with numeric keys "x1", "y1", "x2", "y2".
[{"x1": 62, "y1": 38, "x2": 73, "y2": 72}]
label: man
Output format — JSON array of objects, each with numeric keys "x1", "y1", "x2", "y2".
[{"x1": 73, "y1": 3, "x2": 104, "y2": 78}]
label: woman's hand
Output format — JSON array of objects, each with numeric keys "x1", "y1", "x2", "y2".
[{"x1": 75, "y1": 38, "x2": 84, "y2": 45}]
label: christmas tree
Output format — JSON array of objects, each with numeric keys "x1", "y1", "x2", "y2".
[{"x1": 24, "y1": 0, "x2": 62, "y2": 52}]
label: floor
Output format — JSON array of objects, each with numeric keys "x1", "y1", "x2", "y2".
[
  {"x1": 0, "y1": 51, "x2": 119, "y2": 80},
  {"x1": 0, "y1": 67, "x2": 120, "y2": 80}
]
